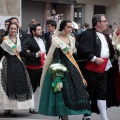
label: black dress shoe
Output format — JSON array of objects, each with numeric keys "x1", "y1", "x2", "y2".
[
  {"x1": 10, "y1": 110, "x2": 16, "y2": 117},
  {"x1": 4, "y1": 110, "x2": 10, "y2": 116},
  {"x1": 58, "y1": 116, "x2": 63, "y2": 120},
  {"x1": 11, "y1": 113, "x2": 17, "y2": 117},
  {"x1": 29, "y1": 109, "x2": 38, "y2": 114},
  {"x1": 82, "y1": 118, "x2": 91, "y2": 120}
]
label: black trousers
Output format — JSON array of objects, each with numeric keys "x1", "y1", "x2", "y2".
[
  {"x1": 84, "y1": 70, "x2": 107, "y2": 101},
  {"x1": 27, "y1": 68, "x2": 42, "y2": 93}
]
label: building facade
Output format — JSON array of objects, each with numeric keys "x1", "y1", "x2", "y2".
[
  {"x1": 75, "y1": 0, "x2": 119, "y2": 29},
  {"x1": 0, "y1": 0, "x2": 120, "y2": 30},
  {"x1": 0, "y1": 0, "x2": 21, "y2": 29},
  {"x1": 22, "y1": 0, "x2": 76, "y2": 30}
]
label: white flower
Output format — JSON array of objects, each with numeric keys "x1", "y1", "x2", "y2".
[
  {"x1": 116, "y1": 44, "x2": 120, "y2": 51},
  {"x1": 49, "y1": 63, "x2": 67, "y2": 72},
  {"x1": 0, "y1": 62, "x2": 3, "y2": 70},
  {"x1": 115, "y1": 44, "x2": 120, "y2": 57},
  {"x1": 56, "y1": 82, "x2": 63, "y2": 91},
  {"x1": 50, "y1": 63, "x2": 60, "y2": 68},
  {"x1": 49, "y1": 63, "x2": 67, "y2": 92},
  {"x1": 112, "y1": 41, "x2": 115, "y2": 46}
]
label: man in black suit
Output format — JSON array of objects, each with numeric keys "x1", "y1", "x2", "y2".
[
  {"x1": 45, "y1": 20, "x2": 56, "y2": 54},
  {"x1": 22, "y1": 23, "x2": 46, "y2": 114},
  {"x1": 77, "y1": 14, "x2": 115, "y2": 120},
  {"x1": 0, "y1": 19, "x2": 9, "y2": 41}
]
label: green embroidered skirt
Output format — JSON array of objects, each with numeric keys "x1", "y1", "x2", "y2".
[{"x1": 38, "y1": 70, "x2": 91, "y2": 116}]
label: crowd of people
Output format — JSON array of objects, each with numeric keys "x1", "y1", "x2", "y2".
[{"x1": 0, "y1": 13, "x2": 120, "y2": 120}]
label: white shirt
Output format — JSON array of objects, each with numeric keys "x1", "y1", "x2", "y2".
[
  {"x1": 91, "y1": 32, "x2": 112, "y2": 71},
  {"x1": 34, "y1": 37, "x2": 46, "y2": 57},
  {"x1": 16, "y1": 29, "x2": 22, "y2": 52}
]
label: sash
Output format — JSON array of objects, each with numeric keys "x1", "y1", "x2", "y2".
[
  {"x1": 26, "y1": 53, "x2": 45, "y2": 69},
  {"x1": 57, "y1": 41, "x2": 87, "y2": 86},
  {"x1": 3, "y1": 36, "x2": 22, "y2": 62},
  {"x1": 85, "y1": 58, "x2": 108, "y2": 73}
]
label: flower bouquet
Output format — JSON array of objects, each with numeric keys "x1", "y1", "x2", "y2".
[
  {"x1": 115, "y1": 44, "x2": 120, "y2": 57},
  {"x1": 49, "y1": 63, "x2": 68, "y2": 92}
]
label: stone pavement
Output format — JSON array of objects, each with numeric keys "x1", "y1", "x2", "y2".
[
  {"x1": 0, "y1": 87, "x2": 120, "y2": 120},
  {"x1": 0, "y1": 108, "x2": 120, "y2": 120}
]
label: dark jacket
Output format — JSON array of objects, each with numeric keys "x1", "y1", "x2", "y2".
[
  {"x1": 44, "y1": 32, "x2": 51, "y2": 54},
  {"x1": 22, "y1": 36, "x2": 46, "y2": 66},
  {"x1": 77, "y1": 28, "x2": 114, "y2": 61},
  {"x1": 77, "y1": 28, "x2": 120, "y2": 114}
]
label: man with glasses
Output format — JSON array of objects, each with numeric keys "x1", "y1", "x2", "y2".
[{"x1": 77, "y1": 14, "x2": 116, "y2": 120}]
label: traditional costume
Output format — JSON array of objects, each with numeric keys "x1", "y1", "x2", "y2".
[
  {"x1": 38, "y1": 21, "x2": 91, "y2": 116},
  {"x1": 77, "y1": 28, "x2": 120, "y2": 114},
  {"x1": 0, "y1": 35, "x2": 34, "y2": 109},
  {"x1": 111, "y1": 27, "x2": 120, "y2": 103}
]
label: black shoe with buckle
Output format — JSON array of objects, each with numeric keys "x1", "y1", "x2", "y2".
[
  {"x1": 58, "y1": 116, "x2": 63, "y2": 120},
  {"x1": 29, "y1": 109, "x2": 38, "y2": 114},
  {"x1": 82, "y1": 118, "x2": 91, "y2": 120}
]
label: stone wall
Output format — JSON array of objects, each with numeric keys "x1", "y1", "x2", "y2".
[{"x1": 0, "y1": 0, "x2": 20, "y2": 16}]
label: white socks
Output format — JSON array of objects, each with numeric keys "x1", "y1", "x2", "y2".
[{"x1": 97, "y1": 100, "x2": 109, "y2": 120}]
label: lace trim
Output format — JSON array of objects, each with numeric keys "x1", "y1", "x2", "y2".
[{"x1": 1, "y1": 56, "x2": 32, "y2": 101}]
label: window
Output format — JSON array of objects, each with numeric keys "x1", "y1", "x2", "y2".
[{"x1": 94, "y1": 5, "x2": 106, "y2": 15}]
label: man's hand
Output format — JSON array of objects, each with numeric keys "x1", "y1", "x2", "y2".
[
  {"x1": 26, "y1": 50, "x2": 30, "y2": 53},
  {"x1": 94, "y1": 57, "x2": 104, "y2": 65},
  {"x1": 37, "y1": 51, "x2": 44, "y2": 57}
]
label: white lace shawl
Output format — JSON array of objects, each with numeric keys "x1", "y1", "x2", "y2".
[{"x1": 40, "y1": 35, "x2": 76, "y2": 93}]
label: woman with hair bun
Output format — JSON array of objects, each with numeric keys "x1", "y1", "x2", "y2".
[{"x1": 38, "y1": 20, "x2": 91, "y2": 120}]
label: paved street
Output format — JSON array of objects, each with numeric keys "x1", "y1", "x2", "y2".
[{"x1": 0, "y1": 87, "x2": 120, "y2": 120}]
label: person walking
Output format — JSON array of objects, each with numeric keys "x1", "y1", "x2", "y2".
[
  {"x1": 38, "y1": 20, "x2": 91, "y2": 120},
  {"x1": 22, "y1": 23, "x2": 46, "y2": 114},
  {"x1": 5, "y1": 17, "x2": 28, "y2": 64},
  {"x1": 0, "y1": 23, "x2": 34, "y2": 116},
  {"x1": 45, "y1": 20, "x2": 56, "y2": 54},
  {"x1": 77, "y1": 14, "x2": 120, "y2": 120}
]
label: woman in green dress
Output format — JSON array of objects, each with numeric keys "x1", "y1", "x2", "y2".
[{"x1": 38, "y1": 20, "x2": 91, "y2": 120}]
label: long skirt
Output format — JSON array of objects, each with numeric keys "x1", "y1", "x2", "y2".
[
  {"x1": 38, "y1": 54, "x2": 91, "y2": 116},
  {"x1": 0, "y1": 56, "x2": 34, "y2": 109}
]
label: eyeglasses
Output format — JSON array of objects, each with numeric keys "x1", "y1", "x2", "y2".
[
  {"x1": 66, "y1": 26, "x2": 72, "y2": 29},
  {"x1": 100, "y1": 20, "x2": 107, "y2": 23}
]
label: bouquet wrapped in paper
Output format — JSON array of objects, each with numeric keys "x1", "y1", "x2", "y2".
[{"x1": 49, "y1": 63, "x2": 68, "y2": 92}]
